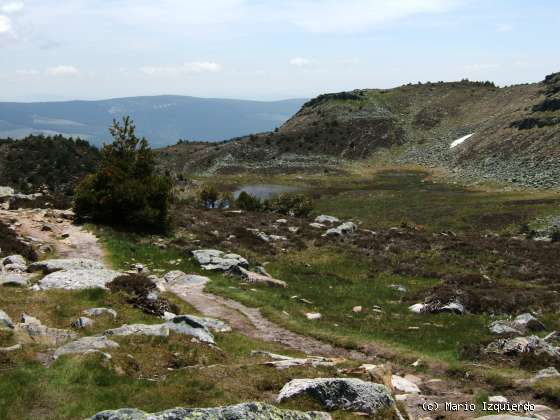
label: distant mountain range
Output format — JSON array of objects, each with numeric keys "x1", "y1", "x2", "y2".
[{"x1": 0, "y1": 95, "x2": 307, "y2": 147}]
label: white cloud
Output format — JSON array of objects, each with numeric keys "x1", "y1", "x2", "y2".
[
  {"x1": 0, "y1": 14, "x2": 12, "y2": 34},
  {"x1": 16, "y1": 68, "x2": 39, "y2": 75},
  {"x1": 495, "y1": 23, "x2": 513, "y2": 32},
  {"x1": 141, "y1": 61, "x2": 222, "y2": 76},
  {"x1": 0, "y1": 1, "x2": 24, "y2": 14},
  {"x1": 289, "y1": 57, "x2": 311, "y2": 67},
  {"x1": 47, "y1": 65, "x2": 80, "y2": 76}
]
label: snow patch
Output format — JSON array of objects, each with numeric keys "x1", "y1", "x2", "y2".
[{"x1": 450, "y1": 133, "x2": 474, "y2": 149}]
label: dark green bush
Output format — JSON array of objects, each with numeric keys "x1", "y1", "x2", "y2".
[
  {"x1": 265, "y1": 193, "x2": 313, "y2": 217},
  {"x1": 235, "y1": 191, "x2": 262, "y2": 211},
  {"x1": 74, "y1": 117, "x2": 172, "y2": 231},
  {"x1": 198, "y1": 185, "x2": 219, "y2": 208}
]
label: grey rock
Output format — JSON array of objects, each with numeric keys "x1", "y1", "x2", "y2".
[
  {"x1": 309, "y1": 222, "x2": 326, "y2": 229},
  {"x1": 0, "y1": 273, "x2": 29, "y2": 287},
  {"x1": 38, "y1": 269, "x2": 121, "y2": 290},
  {"x1": 28, "y1": 258, "x2": 105, "y2": 274},
  {"x1": 277, "y1": 378, "x2": 394, "y2": 415},
  {"x1": 177, "y1": 315, "x2": 231, "y2": 333},
  {"x1": 489, "y1": 321, "x2": 523, "y2": 336},
  {"x1": 0, "y1": 344, "x2": 22, "y2": 352},
  {"x1": 513, "y1": 313, "x2": 545, "y2": 332},
  {"x1": 324, "y1": 222, "x2": 357, "y2": 237},
  {"x1": 18, "y1": 313, "x2": 78, "y2": 346},
  {"x1": 192, "y1": 249, "x2": 249, "y2": 271},
  {"x1": 89, "y1": 402, "x2": 331, "y2": 420},
  {"x1": 534, "y1": 367, "x2": 560, "y2": 380},
  {"x1": 71, "y1": 317, "x2": 94, "y2": 329},
  {"x1": 84, "y1": 308, "x2": 118, "y2": 319},
  {"x1": 315, "y1": 215, "x2": 339, "y2": 224},
  {"x1": 409, "y1": 300, "x2": 464, "y2": 315},
  {"x1": 253, "y1": 351, "x2": 339, "y2": 370},
  {"x1": 0, "y1": 309, "x2": 14, "y2": 329},
  {"x1": 236, "y1": 266, "x2": 287, "y2": 288},
  {"x1": 0, "y1": 186, "x2": 14, "y2": 198},
  {"x1": 2, "y1": 255, "x2": 26, "y2": 266},
  {"x1": 54, "y1": 336, "x2": 120, "y2": 359},
  {"x1": 4, "y1": 263, "x2": 28, "y2": 273},
  {"x1": 104, "y1": 324, "x2": 170, "y2": 337},
  {"x1": 166, "y1": 316, "x2": 215, "y2": 343},
  {"x1": 486, "y1": 336, "x2": 560, "y2": 358},
  {"x1": 163, "y1": 271, "x2": 210, "y2": 286}
]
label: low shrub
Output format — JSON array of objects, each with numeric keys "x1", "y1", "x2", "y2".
[
  {"x1": 235, "y1": 191, "x2": 262, "y2": 211},
  {"x1": 265, "y1": 193, "x2": 313, "y2": 217}
]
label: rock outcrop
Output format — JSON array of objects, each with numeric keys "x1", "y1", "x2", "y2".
[
  {"x1": 54, "y1": 336, "x2": 120, "y2": 359},
  {"x1": 28, "y1": 258, "x2": 105, "y2": 274},
  {"x1": 38, "y1": 269, "x2": 121, "y2": 290},
  {"x1": 192, "y1": 249, "x2": 249, "y2": 271}
]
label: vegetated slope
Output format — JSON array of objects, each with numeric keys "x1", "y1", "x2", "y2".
[
  {"x1": 0, "y1": 135, "x2": 100, "y2": 194},
  {"x1": 158, "y1": 72, "x2": 560, "y2": 188},
  {"x1": 0, "y1": 96, "x2": 307, "y2": 147}
]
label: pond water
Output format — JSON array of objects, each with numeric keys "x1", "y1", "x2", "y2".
[{"x1": 233, "y1": 184, "x2": 303, "y2": 200}]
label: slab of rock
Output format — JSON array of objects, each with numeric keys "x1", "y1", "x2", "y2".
[
  {"x1": 324, "y1": 222, "x2": 357, "y2": 237},
  {"x1": 489, "y1": 321, "x2": 523, "y2": 336},
  {"x1": 315, "y1": 215, "x2": 340, "y2": 224},
  {"x1": 165, "y1": 316, "x2": 215, "y2": 343},
  {"x1": 2, "y1": 255, "x2": 26, "y2": 266},
  {"x1": 163, "y1": 271, "x2": 209, "y2": 286},
  {"x1": 71, "y1": 317, "x2": 94, "y2": 329},
  {"x1": 104, "y1": 324, "x2": 170, "y2": 337},
  {"x1": 38, "y1": 269, "x2": 121, "y2": 290},
  {"x1": 277, "y1": 378, "x2": 394, "y2": 415},
  {"x1": 486, "y1": 336, "x2": 560, "y2": 358},
  {"x1": 28, "y1": 258, "x2": 105, "y2": 274},
  {"x1": 175, "y1": 315, "x2": 231, "y2": 333},
  {"x1": 512, "y1": 313, "x2": 545, "y2": 332},
  {"x1": 236, "y1": 266, "x2": 287, "y2": 288},
  {"x1": 391, "y1": 375, "x2": 421, "y2": 394},
  {"x1": 309, "y1": 223, "x2": 326, "y2": 229},
  {"x1": 0, "y1": 273, "x2": 30, "y2": 287},
  {"x1": 17, "y1": 313, "x2": 78, "y2": 346},
  {"x1": 54, "y1": 336, "x2": 119, "y2": 359},
  {"x1": 534, "y1": 367, "x2": 560, "y2": 380},
  {"x1": 83, "y1": 308, "x2": 118, "y2": 319},
  {"x1": 0, "y1": 309, "x2": 14, "y2": 329},
  {"x1": 192, "y1": 249, "x2": 249, "y2": 271},
  {"x1": 252, "y1": 351, "x2": 340, "y2": 370},
  {"x1": 89, "y1": 402, "x2": 331, "y2": 420}
]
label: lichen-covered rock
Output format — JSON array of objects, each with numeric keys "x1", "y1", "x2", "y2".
[
  {"x1": 165, "y1": 316, "x2": 215, "y2": 343},
  {"x1": 192, "y1": 249, "x2": 249, "y2": 271},
  {"x1": 89, "y1": 402, "x2": 331, "y2": 420},
  {"x1": 104, "y1": 324, "x2": 170, "y2": 337},
  {"x1": 277, "y1": 378, "x2": 394, "y2": 415},
  {"x1": 54, "y1": 336, "x2": 120, "y2": 359},
  {"x1": 0, "y1": 309, "x2": 14, "y2": 329},
  {"x1": 38, "y1": 269, "x2": 121, "y2": 290},
  {"x1": 28, "y1": 258, "x2": 105, "y2": 274}
]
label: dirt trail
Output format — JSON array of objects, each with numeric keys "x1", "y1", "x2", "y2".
[{"x1": 0, "y1": 208, "x2": 105, "y2": 261}]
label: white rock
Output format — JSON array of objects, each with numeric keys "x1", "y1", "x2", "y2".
[
  {"x1": 0, "y1": 309, "x2": 14, "y2": 329},
  {"x1": 488, "y1": 396, "x2": 508, "y2": 403},
  {"x1": 2, "y1": 255, "x2": 26, "y2": 266},
  {"x1": 305, "y1": 312, "x2": 322, "y2": 320},
  {"x1": 309, "y1": 223, "x2": 326, "y2": 229},
  {"x1": 28, "y1": 258, "x2": 106, "y2": 274},
  {"x1": 315, "y1": 215, "x2": 340, "y2": 224},
  {"x1": 54, "y1": 336, "x2": 119, "y2": 359},
  {"x1": 352, "y1": 306, "x2": 363, "y2": 313},
  {"x1": 105, "y1": 324, "x2": 170, "y2": 337},
  {"x1": 192, "y1": 249, "x2": 248, "y2": 271},
  {"x1": 38, "y1": 269, "x2": 121, "y2": 290},
  {"x1": 163, "y1": 270, "x2": 210, "y2": 286},
  {"x1": 409, "y1": 303, "x2": 426, "y2": 314},
  {"x1": 71, "y1": 317, "x2": 94, "y2": 329},
  {"x1": 83, "y1": 307, "x2": 118, "y2": 318},
  {"x1": 324, "y1": 222, "x2": 358, "y2": 237},
  {"x1": 391, "y1": 375, "x2": 420, "y2": 394}
]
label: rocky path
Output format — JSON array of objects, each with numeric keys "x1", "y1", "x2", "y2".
[{"x1": 0, "y1": 208, "x2": 105, "y2": 261}]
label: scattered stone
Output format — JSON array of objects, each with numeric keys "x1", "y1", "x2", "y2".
[
  {"x1": 175, "y1": 315, "x2": 231, "y2": 332},
  {"x1": 513, "y1": 313, "x2": 545, "y2": 332},
  {"x1": 89, "y1": 402, "x2": 331, "y2": 420},
  {"x1": 315, "y1": 215, "x2": 340, "y2": 224},
  {"x1": 408, "y1": 300, "x2": 464, "y2": 315},
  {"x1": 486, "y1": 336, "x2": 560, "y2": 358},
  {"x1": 38, "y1": 269, "x2": 121, "y2": 290},
  {"x1": 276, "y1": 218, "x2": 288, "y2": 224},
  {"x1": 130, "y1": 263, "x2": 149, "y2": 274},
  {"x1": 252, "y1": 351, "x2": 341, "y2": 369},
  {"x1": 489, "y1": 321, "x2": 523, "y2": 336},
  {"x1": 391, "y1": 375, "x2": 421, "y2": 394},
  {"x1": 288, "y1": 226, "x2": 300, "y2": 233},
  {"x1": 105, "y1": 324, "x2": 170, "y2": 337},
  {"x1": 324, "y1": 222, "x2": 358, "y2": 237},
  {"x1": 166, "y1": 316, "x2": 215, "y2": 343},
  {"x1": 83, "y1": 308, "x2": 118, "y2": 319},
  {"x1": 277, "y1": 378, "x2": 394, "y2": 415},
  {"x1": 389, "y1": 284, "x2": 407, "y2": 293},
  {"x1": 305, "y1": 312, "x2": 322, "y2": 320},
  {"x1": 71, "y1": 317, "x2": 94, "y2": 329},
  {"x1": 18, "y1": 313, "x2": 78, "y2": 346},
  {"x1": 54, "y1": 336, "x2": 119, "y2": 359},
  {"x1": 352, "y1": 306, "x2": 363, "y2": 313},
  {"x1": 534, "y1": 367, "x2": 560, "y2": 380},
  {"x1": 192, "y1": 249, "x2": 249, "y2": 271},
  {"x1": 28, "y1": 258, "x2": 105, "y2": 274},
  {"x1": 309, "y1": 223, "x2": 326, "y2": 229},
  {"x1": 235, "y1": 266, "x2": 287, "y2": 288},
  {"x1": 0, "y1": 309, "x2": 14, "y2": 329}
]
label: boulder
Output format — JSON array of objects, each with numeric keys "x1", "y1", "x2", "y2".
[
  {"x1": 83, "y1": 308, "x2": 118, "y2": 319},
  {"x1": 4, "y1": 263, "x2": 28, "y2": 273},
  {"x1": 163, "y1": 271, "x2": 209, "y2": 286},
  {"x1": 0, "y1": 309, "x2": 14, "y2": 329},
  {"x1": 324, "y1": 222, "x2": 357, "y2": 237},
  {"x1": 28, "y1": 258, "x2": 105, "y2": 274},
  {"x1": 513, "y1": 313, "x2": 545, "y2": 332},
  {"x1": 236, "y1": 266, "x2": 287, "y2": 288},
  {"x1": 391, "y1": 375, "x2": 421, "y2": 394},
  {"x1": 71, "y1": 317, "x2": 94, "y2": 329},
  {"x1": 104, "y1": 324, "x2": 170, "y2": 337},
  {"x1": 166, "y1": 316, "x2": 215, "y2": 343},
  {"x1": 315, "y1": 215, "x2": 340, "y2": 224},
  {"x1": 192, "y1": 249, "x2": 249, "y2": 271},
  {"x1": 0, "y1": 273, "x2": 30, "y2": 287},
  {"x1": 38, "y1": 269, "x2": 121, "y2": 290},
  {"x1": 0, "y1": 186, "x2": 14, "y2": 198},
  {"x1": 486, "y1": 336, "x2": 560, "y2": 358},
  {"x1": 2, "y1": 255, "x2": 26, "y2": 267},
  {"x1": 89, "y1": 402, "x2": 331, "y2": 420},
  {"x1": 18, "y1": 313, "x2": 78, "y2": 346},
  {"x1": 277, "y1": 378, "x2": 394, "y2": 415},
  {"x1": 534, "y1": 367, "x2": 560, "y2": 380},
  {"x1": 54, "y1": 336, "x2": 119, "y2": 359},
  {"x1": 489, "y1": 321, "x2": 523, "y2": 336}
]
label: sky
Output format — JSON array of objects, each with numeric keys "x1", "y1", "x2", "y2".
[{"x1": 0, "y1": 0, "x2": 559, "y2": 102}]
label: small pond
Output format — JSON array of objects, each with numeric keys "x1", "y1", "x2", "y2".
[{"x1": 233, "y1": 184, "x2": 304, "y2": 200}]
